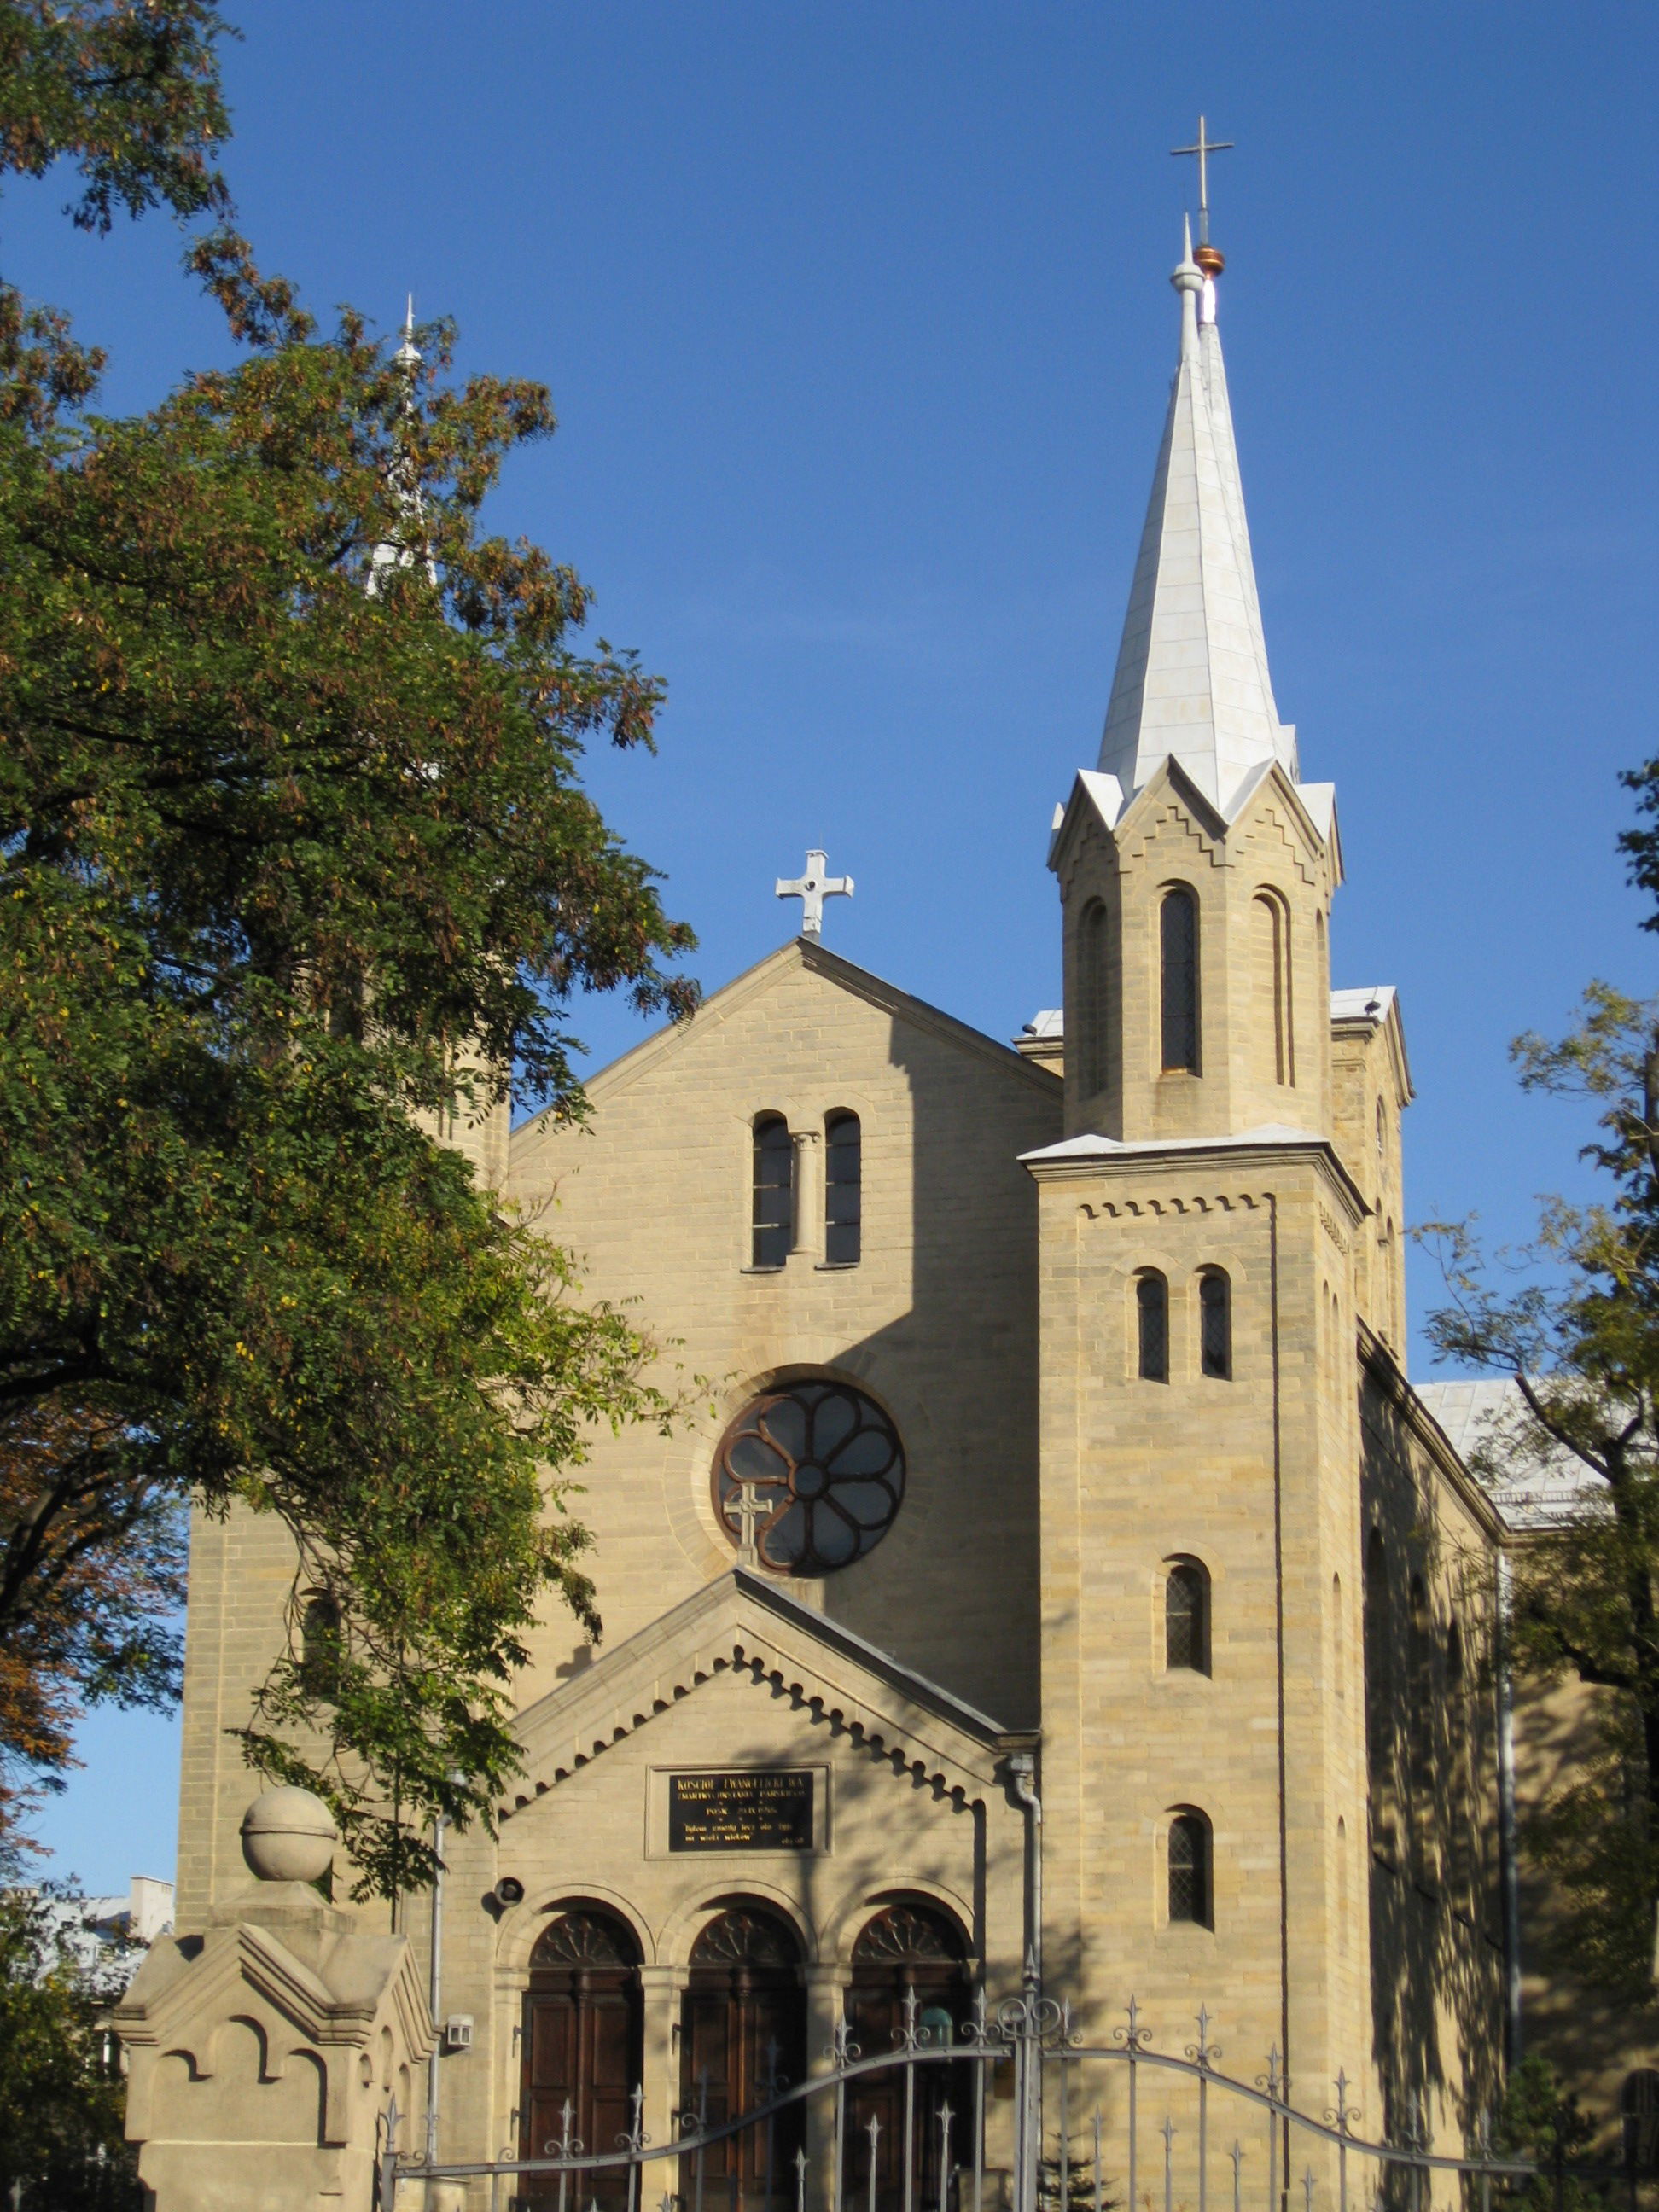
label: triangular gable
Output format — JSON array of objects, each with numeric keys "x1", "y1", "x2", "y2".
[
  {"x1": 512, "y1": 937, "x2": 1056, "y2": 1161},
  {"x1": 501, "y1": 1569, "x2": 1032, "y2": 1825}
]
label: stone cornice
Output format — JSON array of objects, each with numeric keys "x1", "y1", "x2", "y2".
[
  {"x1": 1021, "y1": 1127, "x2": 1369, "y2": 1226},
  {"x1": 1357, "y1": 1322, "x2": 1508, "y2": 1545}
]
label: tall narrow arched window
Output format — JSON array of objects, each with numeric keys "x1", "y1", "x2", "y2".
[
  {"x1": 1251, "y1": 890, "x2": 1294, "y2": 1087},
  {"x1": 1199, "y1": 1268, "x2": 1231, "y2": 1378},
  {"x1": 1078, "y1": 899, "x2": 1109, "y2": 1096},
  {"x1": 824, "y1": 1111, "x2": 861, "y2": 1266},
  {"x1": 751, "y1": 1115, "x2": 793, "y2": 1269},
  {"x1": 1167, "y1": 1811, "x2": 1212, "y2": 1927},
  {"x1": 1409, "y1": 1575, "x2": 1438, "y2": 1883},
  {"x1": 1160, "y1": 886, "x2": 1200, "y2": 1073},
  {"x1": 1136, "y1": 1271, "x2": 1168, "y2": 1382},
  {"x1": 1165, "y1": 1560, "x2": 1210, "y2": 1674},
  {"x1": 1365, "y1": 1529, "x2": 1398, "y2": 1859}
]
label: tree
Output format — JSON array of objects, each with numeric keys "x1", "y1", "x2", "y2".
[
  {"x1": 1424, "y1": 983, "x2": 1659, "y2": 1995},
  {"x1": 0, "y1": 15, "x2": 701, "y2": 1890},
  {"x1": 0, "y1": 1882, "x2": 142, "y2": 2209}
]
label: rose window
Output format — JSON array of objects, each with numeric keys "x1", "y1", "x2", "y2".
[{"x1": 713, "y1": 1381, "x2": 905, "y2": 1575}]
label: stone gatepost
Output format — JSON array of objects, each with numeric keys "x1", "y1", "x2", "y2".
[{"x1": 114, "y1": 1787, "x2": 437, "y2": 2211}]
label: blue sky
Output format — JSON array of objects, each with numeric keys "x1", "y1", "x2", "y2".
[{"x1": 15, "y1": 1, "x2": 1657, "y2": 1891}]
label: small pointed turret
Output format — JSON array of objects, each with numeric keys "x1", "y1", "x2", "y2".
[{"x1": 1097, "y1": 224, "x2": 1298, "y2": 813}]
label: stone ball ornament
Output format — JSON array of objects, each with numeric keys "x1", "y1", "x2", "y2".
[{"x1": 241, "y1": 1785, "x2": 338, "y2": 1883}]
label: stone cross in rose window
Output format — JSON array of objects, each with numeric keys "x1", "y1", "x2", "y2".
[{"x1": 730, "y1": 1477, "x2": 777, "y2": 1565}]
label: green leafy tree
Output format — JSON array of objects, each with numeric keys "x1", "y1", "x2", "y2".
[
  {"x1": 0, "y1": 7, "x2": 701, "y2": 1894},
  {"x1": 1425, "y1": 982, "x2": 1659, "y2": 1995},
  {"x1": 0, "y1": 1883, "x2": 142, "y2": 2209}
]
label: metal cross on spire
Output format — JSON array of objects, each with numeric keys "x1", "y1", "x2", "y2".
[
  {"x1": 775, "y1": 848, "x2": 853, "y2": 939},
  {"x1": 1170, "y1": 115, "x2": 1234, "y2": 246}
]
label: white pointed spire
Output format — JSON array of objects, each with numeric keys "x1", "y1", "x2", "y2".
[{"x1": 1097, "y1": 226, "x2": 1299, "y2": 813}]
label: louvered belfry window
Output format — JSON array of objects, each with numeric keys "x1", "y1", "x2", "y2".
[
  {"x1": 824, "y1": 1112, "x2": 861, "y2": 1265},
  {"x1": 1137, "y1": 1272, "x2": 1169, "y2": 1382},
  {"x1": 1161, "y1": 886, "x2": 1200, "y2": 1072}
]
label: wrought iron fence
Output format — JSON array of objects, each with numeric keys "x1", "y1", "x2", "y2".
[{"x1": 378, "y1": 1978, "x2": 1637, "y2": 2212}]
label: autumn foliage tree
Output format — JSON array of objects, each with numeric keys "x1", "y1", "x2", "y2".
[{"x1": 0, "y1": 3, "x2": 698, "y2": 1893}]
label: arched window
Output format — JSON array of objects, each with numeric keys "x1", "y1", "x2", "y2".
[
  {"x1": 1251, "y1": 890, "x2": 1294, "y2": 1087},
  {"x1": 299, "y1": 1592, "x2": 342, "y2": 1696},
  {"x1": 522, "y1": 1907, "x2": 643, "y2": 2193},
  {"x1": 1167, "y1": 1811, "x2": 1213, "y2": 1927},
  {"x1": 1160, "y1": 887, "x2": 1200, "y2": 1073},
  {"x1": 1165, "y1": 1559, "x2": 1210, "y2": 1674},
  {"x1": 1375, "y1": 1096, "x2": 1386, "y2": 1165},
  {"x1": 1136, "y1": 1271, "x2": 1168, "y2": 1382},
  {"x1": 824, "y1": 1111, "x2": 861, "y2": 1266},
  {"x1": 1078, "y1": 899, "x2": 1109, "y2": 1096},
  {"x1": 1409, "y1": 1576, "x2": 1438, "y2": 1883},
  {"x1": 1365, "y1": 1529, "x2": 1398, "y2": 1860},
  {"x1": 1621, "y1": 2071, "x2": 1659, "y2": 2170},
  {"x1": 1199, "y1": 1269, "x2": 1231, "y2": 1378},
  {"x1": 751, "y1": 1114, "x2": 793, "y2": 1268}
]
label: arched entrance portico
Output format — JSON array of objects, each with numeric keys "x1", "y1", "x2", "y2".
[
  {"x1": 520, "y1": 1905, "x2": 643, "y2": 2201},
  {"x1": 846, "y1": 1902, "x2": 974, "y2": 2212},
  {"x1": 680, "y1": 1905, "x2": 807, "y2": 2210}
]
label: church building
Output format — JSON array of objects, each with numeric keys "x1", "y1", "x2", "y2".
[{"x1": 127, "y1": 223, "x2": 1542, "y2": 2206}]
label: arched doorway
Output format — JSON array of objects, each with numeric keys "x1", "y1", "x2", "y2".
[
  {"x1": 520, "y1": 1905, "x2": 643, "y2": 2203},
  {"x1": 680, "y1": 1906, "x2": 806, "y2": 2210},
  {"x1": 847, "y1": 1901, "x2": 974, "y2": 2212}
]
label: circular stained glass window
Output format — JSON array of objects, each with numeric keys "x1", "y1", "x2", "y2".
[{"x1": 713, "y1": 1380, "x2": 905, "y2": 1575}]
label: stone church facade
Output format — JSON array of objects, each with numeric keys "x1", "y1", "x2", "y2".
[{"x1": 122, "y1": 228, "x2": 1542, "y2": 2204}]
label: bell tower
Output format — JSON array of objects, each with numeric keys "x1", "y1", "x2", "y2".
[{"x1": 1027, "y1": 218, "x2": 1380, "y2": 2117}]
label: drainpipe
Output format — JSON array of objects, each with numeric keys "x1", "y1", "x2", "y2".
[
  {"x1": 1008, "y1": 1749, "x2": 1043, "y2": 2212},
  {"x1": 425, "y1": 1812, "x2": 447, "y2": 2169},
  {"x1": 1496, "y1": 1554, "x2": 1523, "y2": 2067},
  {"x1": 1008, "y1": 1749, "x2": 1043, "y2": 1984}
]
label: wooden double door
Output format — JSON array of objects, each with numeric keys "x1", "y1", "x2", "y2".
[
  {"x1": 520, "y1": 1908, "x2": 643, "y2": 2207},
  {"x1": 845, "y1": 1906, "x2": 973, "y2": 2212},
  {"x1": 679, "y1": 1907, "x2": 807, "y2": 2212}
]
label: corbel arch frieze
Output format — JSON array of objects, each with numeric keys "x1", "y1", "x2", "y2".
[
  {"x1": 1077, "y1": 1190, "x2": 1259, "y2": 1221},
  {"x1": 502, "y1": 1633, "x2": 1000, "y2": 1825}
]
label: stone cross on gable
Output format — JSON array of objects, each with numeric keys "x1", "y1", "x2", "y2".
[
  {"x1": 729, "y1": 1477, "x2": 777, "y2": 1565},
  {"x1": 775, "y1": 849, "x2": 853, "y2": 939}
]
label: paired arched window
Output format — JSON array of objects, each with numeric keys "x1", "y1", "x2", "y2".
[
  {"x1": 1160, "y1": 887, "x2": 1200, "y2": 1073},
  {"x1": 1251, "y1": 889, "x2": 1294, "y2": 1087},
  {"x1": 825, "y1": 1111, "x2": 861, "y2": 1265},
  {"x1": 1136, "y1": 1271, "x2": 1169, "y2": 1382},
  {"x1": 1078, "y1": 899, "x2": 1109, "y2": 1096},
  {"x1": 1165, "y1": 1560, "x2": 1210, "y2": 1674},
  {"x1": 1167, "y1": 1811, "x2": 1213, "y2": 1926},
  {"x1": 752, "y1": 1115, "x2": 793, "y2": 1268},
  {"x1": 1199, "y1": 1269, "x2": 1231, "y2": 1378}
]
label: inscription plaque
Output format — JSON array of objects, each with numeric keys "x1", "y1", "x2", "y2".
[{"x1": 667, "y1": 1771, "x2": 814, "y2": 1852}]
